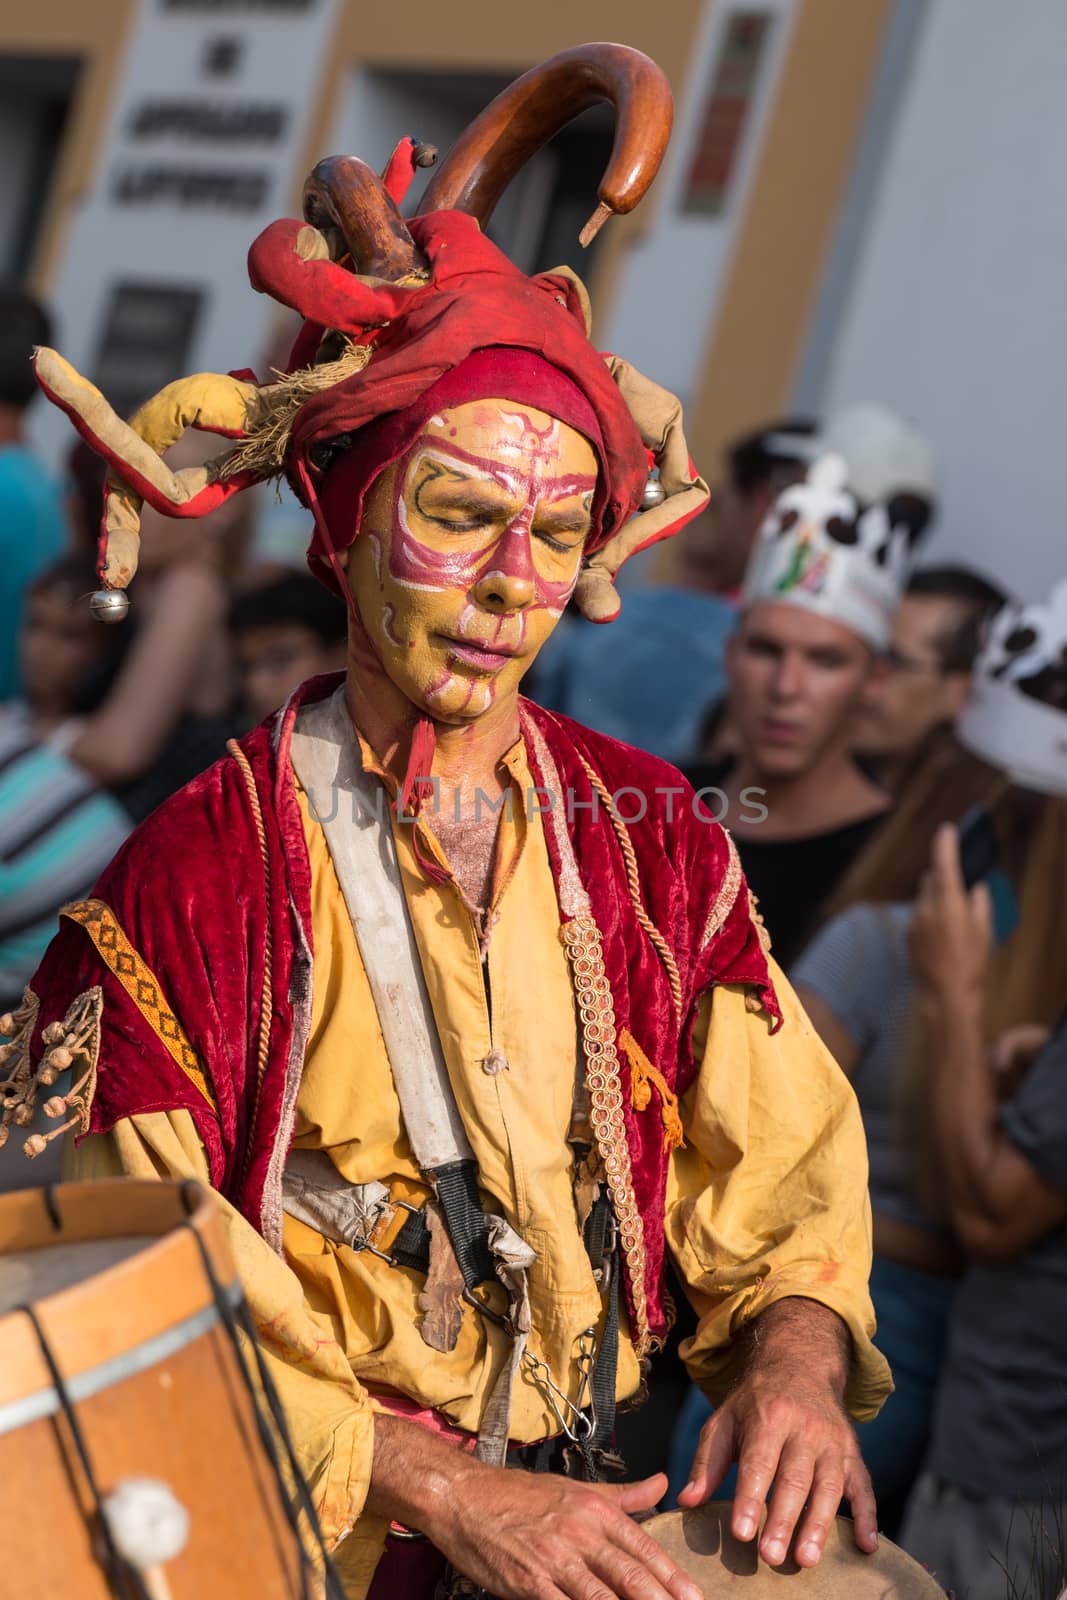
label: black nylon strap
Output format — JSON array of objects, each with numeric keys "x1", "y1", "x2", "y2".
[
  {"x1": 410, "y1": 1160, "x2": 496, "y2": 1288},
  {"x1": 589, "y1": 1256, "x2": 620, "y2": 1453},
  {"x1": 392, "y1": 1162, "x2": 625, "y2": 1468}
]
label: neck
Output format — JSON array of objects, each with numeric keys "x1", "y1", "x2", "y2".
[
  {"x1": 0, "y1": 405, "x2": 25, "y2": 446},
  {"x1": 729, "y1": 743, "x2": 887, "y2": 840},
  {"x1": 344, "y1": 655, "x2": 521, "y2": 799}
]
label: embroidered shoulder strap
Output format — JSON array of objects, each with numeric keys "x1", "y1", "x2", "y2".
[{"x1": 61, "y1": 899, "x2": 218, "y2": 1115}]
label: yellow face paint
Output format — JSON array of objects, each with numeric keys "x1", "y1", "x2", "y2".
[{"x1": 345, "y1": 398, "x2": 597, "y2": 723}]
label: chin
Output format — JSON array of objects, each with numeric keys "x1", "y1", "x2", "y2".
[
  {"x1": 751, "y1": 743, "x2": 812, "y2": 779},
  {"x1": 418, "y1": 671, "x2": 498, "y2": 723}
]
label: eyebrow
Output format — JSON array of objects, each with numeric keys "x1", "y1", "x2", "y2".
[
  {"x1": 415, "y1": 460, "x2": 593, "y2": 527},
  {"x1": 535, "y1": 507, "x2": 592, "y2": 534}
]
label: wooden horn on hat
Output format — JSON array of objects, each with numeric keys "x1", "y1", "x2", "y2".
[
  {"x1": 416, "y1": 42, "x2": 673, "y2": 245},
  {"x1": 303, "y1": 155, "x2": 429, "y2": 279}
]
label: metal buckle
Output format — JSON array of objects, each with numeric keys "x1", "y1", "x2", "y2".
[
  {"x1": 350, "y1": 1198, "x2": 422, "y2": 1268},
  {"x1": 461, "y1": 1283, "x2": 509, "y2": 1330}
]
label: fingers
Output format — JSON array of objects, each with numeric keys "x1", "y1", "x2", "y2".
[
  {"x1": 583, "y1": 1538, "x2": 700, "y2": 1600},
  {"x1": 791, "y1": 1452, "x2": 846, "y2": 1567},
  {"x1": 731, "y1": 1427, "x2": 784, "y2": 1544},
  {"x1": 756, "y1": 1442, "x2": 815, "y2": 1566},
  {"x1": 611, "y1": 1513, "x2": 703, "y2": 1600},
  {"x1": 678, "y1": 1408, "x2": 736, "y2": 1506},
  {"x1": 844, "y1": 1453, "x2": 879, "y2": 1554},
  {"x1": 932, "y1": 821, "x2": 963, "y2": 890},
  {"x1": 615, "y1": 1473, "x2": 668, "y2": 1515}
]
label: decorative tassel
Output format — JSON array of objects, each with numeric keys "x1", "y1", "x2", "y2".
[
  {"x1": 619, "y1": 1028, "x2": 684, "y2": 1154},
  {"x1": 0, "y1": 988, "x2": 103, "y2": 1159},
  {"x1": 401, "y1": 716, "x2": 437, "y2": 817}
]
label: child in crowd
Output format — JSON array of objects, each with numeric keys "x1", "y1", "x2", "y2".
[{"x1": 229, "y1": 574, "x2": 349, "y2": 726}]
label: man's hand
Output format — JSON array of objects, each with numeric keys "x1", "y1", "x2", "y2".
[
  {"x1": 909, "y1": 822, "x2": 993, "y2": 1003},
  {"x1": 677, "y1": 1299, "x2": 876, "y2": 1570},
  {"x1": 367, "y1": 1414, "x2": 701, "y2": 1600}
]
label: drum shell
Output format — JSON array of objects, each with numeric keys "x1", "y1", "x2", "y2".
[{"x1": 0, "y1": 1179, "x2": 304, "y2": 1599}]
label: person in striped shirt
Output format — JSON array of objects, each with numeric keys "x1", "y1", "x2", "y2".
[{"x1": 0, "y1": 555, "x2": 130, "y2": 1013}]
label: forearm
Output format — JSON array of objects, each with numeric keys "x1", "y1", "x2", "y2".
[
  {"x1": 742, "y1": 1298, "x2": 850, "y2": 1397},
  {"x1": 920, "y1": 986, "x2": 1002, "y2": 1221},
  {"x1": 365, "y1": 1412, "x2": 472, "y2": 1537}
]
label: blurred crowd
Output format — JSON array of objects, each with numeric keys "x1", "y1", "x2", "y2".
[{"x1": 3, "y1": 281, "x2": 1065, "y2": 1600}]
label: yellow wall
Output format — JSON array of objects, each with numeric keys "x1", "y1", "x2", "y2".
[{"x1": 690, "y1": 0, "x2": 892, "y2": 472}]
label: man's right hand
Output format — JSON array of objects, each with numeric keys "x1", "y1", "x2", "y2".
[{"x1": 367, "y1": 1415, "x2": 701, "y2": 1600}]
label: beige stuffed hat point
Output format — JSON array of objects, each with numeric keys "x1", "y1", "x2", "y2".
[{"x1": 644, "y1": 1503, "x2": 945, "y2": 1595}]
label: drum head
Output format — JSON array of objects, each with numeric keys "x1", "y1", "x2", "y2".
[{"x1": 644, "y1": 1503, "x2": 944, "y2": 1595}]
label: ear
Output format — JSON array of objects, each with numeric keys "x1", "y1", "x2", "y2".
[{"x1": 943, "y1": 669, "x2": 972, "y2": 719}]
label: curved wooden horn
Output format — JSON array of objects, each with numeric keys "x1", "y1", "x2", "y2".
[
  {"x1": 303, "y1": 155, "x2": 429, "y2": 279},
  {"x1": 416, "y1": 43, "x2": 673, "y2": 244}
]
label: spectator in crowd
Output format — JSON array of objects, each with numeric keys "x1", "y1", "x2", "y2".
[
  {"x1": 533, "y1": 419, "x2": 816, "y2": 762},
  {"x1": 0, "y1": 554, "x2": 130, "y2": 1014},
  {"x1": 902, "y1": 841, "x2": 1067, "y2": 1600},
  {"x1": 0, "y1": 288, "x2": 67, "y2": 700},
  {"x1": 229, "y1": 574, "x2": 348, "y2": 726},
  {"x1": 687, "y1": 402, "x2": 937, "y2": 766},
  {"x1": 853, "y1": 564, "x2": 1007, "y2": 790},
  {"x1": 687, "y1": 453, "x2": 915, "y2": 968},
  {"x1": 792, "y1": 585, "x2": 1067, "y2": 1548}
]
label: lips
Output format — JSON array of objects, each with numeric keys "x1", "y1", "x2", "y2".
[
  {"x1": 439, "y1": 635, "x2": 519, "y2": 671},
  {"x1": 759, "y1": 719, "x2": 804, "y2": 744}
]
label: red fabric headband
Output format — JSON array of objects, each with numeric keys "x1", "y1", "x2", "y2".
[{"x1": 308, "y1": 347, "x2": 607, "y2": 596}]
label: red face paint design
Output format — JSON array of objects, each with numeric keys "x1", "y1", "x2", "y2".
[{"x1": 344, "y1": 398, "x2": 597, "y2": 724}]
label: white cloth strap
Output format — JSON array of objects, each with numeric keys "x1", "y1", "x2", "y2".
[{"x1": 289, "y1": 687, "x2": 474, "y2": 1172}]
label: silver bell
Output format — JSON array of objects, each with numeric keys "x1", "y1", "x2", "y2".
[
  {"x1": 89, "y1": 589, "x2": 130, "y2": 624},
  {"x1": 641, "y1": 475, "x2": 667, "y2": 512}
]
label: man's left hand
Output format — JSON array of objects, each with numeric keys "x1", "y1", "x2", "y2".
[{"x1": 677, "y1": 1299, "x2": 876, "y2": 1569}]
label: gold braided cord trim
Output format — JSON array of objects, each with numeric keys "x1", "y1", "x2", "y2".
[
  {"x1": 700, "y1": 829, "x2": 744, "y2": 951},
  {"x1": 748, "y1": 889, "x2": 772, "y2": 956},
  {"x1": 219, "y1": 339, "x2": 372, "y2": 480},
  {"x1": 226, "y1": 740, "x2": 274, "y2": 1181},
  {"x1": 561, "y1": 915, "x2": 651, "y2": 1357},
  {"x1": 61, "y1": 900, "x2": 217, "y2": 1115},
  {"x1": 573, "y1": 751, "x2": 684, "y2": 1022}
]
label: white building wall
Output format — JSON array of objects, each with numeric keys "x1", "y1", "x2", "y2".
[
  {"x1": 819, "y1": 0, "x2": 1067, "y2": 600},
  {"x1": 31, "y1": 0, "x2": 339, "y2": 468},
  {"x1": 598, "y1": 0, "x2": 796, "y2": 414}
]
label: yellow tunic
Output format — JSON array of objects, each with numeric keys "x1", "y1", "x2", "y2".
[{"x1": 69, "y1": 736, "x2": 890, "y2": 1594}]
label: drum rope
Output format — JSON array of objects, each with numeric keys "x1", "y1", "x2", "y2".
[
  {"x1": 179, "y1": 1202, "x2": 346, "y2": 1600},
  {"x1": 18, "y1": 1300, "x2": 152, "y2": 1600}
]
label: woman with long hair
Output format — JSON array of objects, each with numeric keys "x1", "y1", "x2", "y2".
[{"x1": 791, "y1": 594, "x2": 1067, "y2": 1542}]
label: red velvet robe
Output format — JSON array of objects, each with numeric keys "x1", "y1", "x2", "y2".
[{"x1": 30, "y1": 677, "x2": 777, "y2": 1346}]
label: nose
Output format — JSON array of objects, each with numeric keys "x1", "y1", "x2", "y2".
[
  {"x1": 472, "y1": 569, "x2": 536, "y2": 614},
  {"x1": 471, "y1": 523, "x2": 537, "y2": 614},
  {"x1": 772, "y1": 651, "x2": 804, "y2": 700}
]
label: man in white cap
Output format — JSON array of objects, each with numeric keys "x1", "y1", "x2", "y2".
[{"x1": 689, "y1": 451, "x2": 916, "y2": 966}]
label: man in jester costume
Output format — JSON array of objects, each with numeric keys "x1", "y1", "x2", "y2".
[{"x1": 10, "y1": 46, "x2": 889, "y2": 1600}]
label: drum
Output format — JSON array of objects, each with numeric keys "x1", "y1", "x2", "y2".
[
  {"x1": 645, "y1": 1503, "x2": 945, "y2": 1595},
  {"x1": 0, "y1": 1179, "x2": 334, "y2": 1599}
]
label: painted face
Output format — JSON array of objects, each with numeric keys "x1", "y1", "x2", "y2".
[{"x1": 343, "y1": 397, "x2": 597, "y2": 722}]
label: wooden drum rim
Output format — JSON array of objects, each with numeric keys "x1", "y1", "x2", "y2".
[{"x1": 0, "y1": 1180, "x2": 239, "y2": 1428}]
